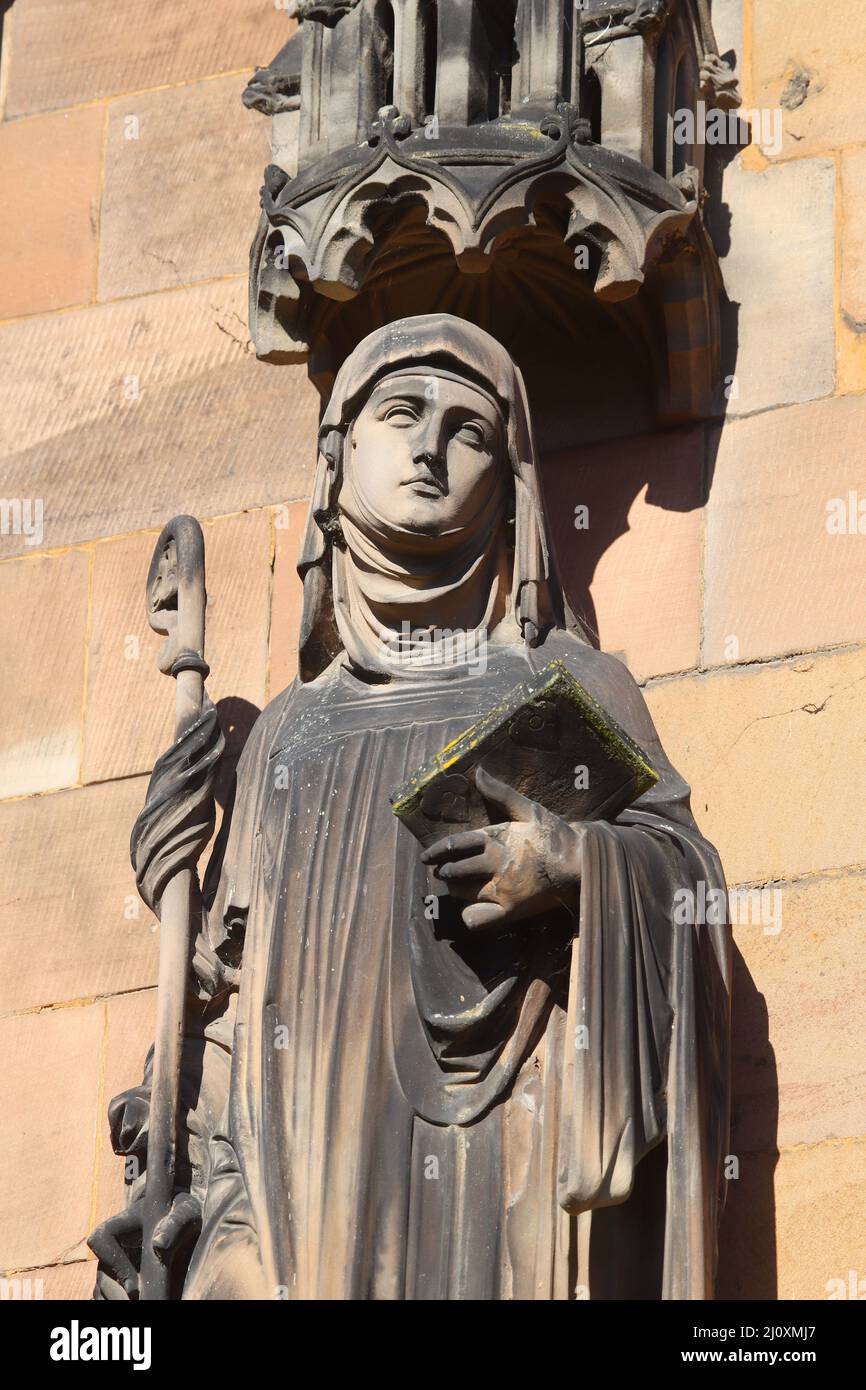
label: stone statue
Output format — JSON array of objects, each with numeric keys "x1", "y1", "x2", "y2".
[{"x1": 89, "y1": 314, "x2": 731, "y2": 1301}]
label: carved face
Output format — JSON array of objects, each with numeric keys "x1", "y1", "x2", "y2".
[{"x1": 343, "y1": 374, "x2": 506, "y2": 537}]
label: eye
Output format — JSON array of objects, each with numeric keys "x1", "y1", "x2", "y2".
[
  {"x1": 454, "y1": 421, "x2": 487, "y2": 447},
  {"x1": 383, "y1": 402, "x2": 419, "y2": 426}
]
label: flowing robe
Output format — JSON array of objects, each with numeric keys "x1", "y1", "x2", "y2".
[{"x1": 180, "y1": 630, "x2": 730, "y2": 1301}]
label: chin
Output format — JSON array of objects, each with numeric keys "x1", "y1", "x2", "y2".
[{"x1": 399, "y1": 502, "x2": 454, "y2": 534}]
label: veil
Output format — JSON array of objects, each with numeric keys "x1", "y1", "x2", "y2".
[{"x1": 294, "y1": 314, "x2": 588, "y2": 681}]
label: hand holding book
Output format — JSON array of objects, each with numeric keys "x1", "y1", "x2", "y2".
[
  {"x1": 393, "y1": 658, "x2": 659, "y2": 930},
  {"x1": 421, "y1": 766, "x2": 585, "y2": 930}
]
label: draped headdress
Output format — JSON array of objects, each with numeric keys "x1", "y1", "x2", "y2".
[{"x1": 296, "y1": 314, "x2": 584, "y2": 681}]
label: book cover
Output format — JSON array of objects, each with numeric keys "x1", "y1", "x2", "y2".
[{"x1": 390, "y1": 659, "x2": 659, "y2": 847}]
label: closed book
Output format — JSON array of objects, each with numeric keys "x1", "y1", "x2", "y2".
[{"x1": 390, "y1": 658, "x2": 658, "y2": 847}]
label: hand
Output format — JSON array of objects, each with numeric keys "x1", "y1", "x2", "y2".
[
  {"x1": 421, "y1": 767, "x2": 584, "y2": 929},
  {"x1": 92, "y1": 1078, "x2": 202, "y2": 1299},
  {"x1": 88, "y1": 1192, "x2": 202, "y2": 1301},
  {"x1": 108, "y1": 1081, "x2": 151, "y2": 1161}
]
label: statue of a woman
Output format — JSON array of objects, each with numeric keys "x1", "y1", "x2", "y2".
[{"x1": 90, "y1": 315, "x2": 730, "y2": 1301}]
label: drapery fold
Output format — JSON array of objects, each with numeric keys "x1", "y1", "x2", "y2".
[
  {"x1": 174, "y1": 633, "x2": 731, "y2": 1300},
  {"x1": 557, "y1": 812, "x2": 730, "y2": 1298}
]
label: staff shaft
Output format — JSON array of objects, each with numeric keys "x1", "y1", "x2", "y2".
[{"x1": 138, "y1": 656, "x2": 205, "y2": 1298}]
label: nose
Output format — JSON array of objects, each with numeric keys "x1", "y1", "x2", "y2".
[{"x1": 412, "y1": 412, "x2": 446, "y2": 467}]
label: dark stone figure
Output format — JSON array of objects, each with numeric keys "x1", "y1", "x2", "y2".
[{"x1": 90, "y1": 315, "x2": 730, "y2": 1300}]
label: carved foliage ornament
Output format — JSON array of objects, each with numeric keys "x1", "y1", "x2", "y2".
[{"x1": 252, "y1": 105, "x2": 699, "y2": 361}]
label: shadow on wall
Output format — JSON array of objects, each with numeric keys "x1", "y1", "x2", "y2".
[
  {"x1": 717, "y1": 945, "x2": 780, "y2": 1299},
  {"x1": 538, "y1": 417, "x2": 719, "y2": 654},
  {"x1": 537, "y1": 98, "x2": 782, "y2": 1298},
  {"x1": 538, "y1": 109, "x2": 745, "y2": 654}
]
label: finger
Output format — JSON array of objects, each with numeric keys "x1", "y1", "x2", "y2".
[
  {"x1": 475, "y1": 766, "x2": 536, "y2": 823},
  {"x1": 94, "y1": 1269, "x2": 131, "y2": 1302},
  {"x1": 87, "y1": 1237, "x2": 139, "y2": 1296},
  {"x1": 442, "y1": 876, "x2": 488, "y2": 903},
  {"x1": 435, "y1": 848, "x2": 502, "y2": 881},
  {"x1": 87, "y1": 1210, "x2": 142, "y2": 1295},
  {"x1": 192, "y1": 935, "x2": 223, "y2": 996},
  {"x1": 421, "y1": 830, "x2": 489, "y2": 864},
  {"x1": 153, "y1": 1193, "x2": 202, "y2": 1254},
  {"x1": 117, "y1": 1104, "x2": 149, "y2": 1156},
  {"x1": 463, "y1": 901, "x2": 508, "y2": 930},
  {"x1": 108, "y1": 1095, "x2": 147, "y2": 1150}
]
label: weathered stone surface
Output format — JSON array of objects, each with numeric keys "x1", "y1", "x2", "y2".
[
  {"x1": 0, "y1": 279, "x2": 319, "y2": 557},
  {"x1": 704, "y1": 395, "x2": 866, "y2": 665},
  {"x1": 0, "y1": 0, "x2": 855, "y2": 1308},
  {"x1": 1, "y1": 1262, "x2": 95, "y2": 1298},
  {"x1": 0, "y1": 548, "x2": 89, "y2": 798},
  {"x1": 542, "y1": 427, "x2": 705, "y2": 680},
  {"x1": 249, "y1": 2, "x2": 724, "y2": 428},
  {"x1": 99, "y1": 77, "x2": 272, "y2": 301},
  {"x1": 83, "y1": 510, "x2": 271, "y2": 783},
  {"x1": 645, "y1": 645, "x2": 866, "y2": 886},
  {"x1": 271, "y1": 110, "x2": 300, "y2": 179},
  {"x1": 268, "y1": 500, "x2": 308, "y2": 698},
  {"x1": 838, "y1": 146, "x2": 866, "y2": 395},
  {"x1": 731, "y1": 873, "x2": 866, "y2": 1153},
  {"x1": 720, "y1": 157, "x2": 836, "y2": 416},
  {"x1": 0, "y1": 1005, "x2": 103, "y2": 1271},
  {"x1": 841, "y1": 147, "x2": 866, "y2": 328},
  {"x1": 710, "y1": 0, "x2": 744, "y2": 69},
  {"x1": 0, "y1": 107, "x2": 103, "y2": 320},
  {"x1": 752, "y1": 0, "x2": 866, "y2": 160},
  {"x1": 718, "y1": 1139, "x2": 866, "y2": 1300},
  {"x1": 0, "y1": 778, "x2": 156, "y2": 1013},
  {"x1": 4, "y1": 0, "x2": 292, "y2": 117},
  {"x1": 84, "y1": 315, "x2": 731, "y2": 1301},
  {"x1": 94, "y1": 990, "x2": 156, "y2": 1231}
]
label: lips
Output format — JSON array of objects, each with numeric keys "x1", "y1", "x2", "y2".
[{"x1": 402, "y1": 472, "x2": 445, "y2": 497}]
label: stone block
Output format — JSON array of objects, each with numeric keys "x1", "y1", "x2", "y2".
[
  {"x1": 838, "y1": 146, "x2": 866, "y2": 395},
  {"x1": 0, "y1": 107, "x2": 103, "y2": 319},
  {"x1": 704, "y1": 395, "x2": 866, "y2": 665},
  {"x1": 720, "y1": 157, "x2": 836, "y2": 416},
  {"x1": 0, "y1": 548, "x2": 89, "y2": 798},
  {"x1": 752, "y1": 1, "x2": 866, "y2": 160},
  {"x1": 99, "y1": 76, "x2": 272, "y2": 301},
  {"x1": 542, "y1": 427, "x2": 705, "y2": 680},
  {"x1": 718, "y1": 1139, "x2": 866, "y2": 1300},
  {"x1": 645, "y1": 645, "x2": 866, "y2": 886},
  {"x1": 731, "y1": 872, "x2": 866, "y2": 1153},
  {"x1": 4, "y1": 0, "x2": 293, "y2": 117},
  {"x1": 0, "y1": 1262, "x2": 95, "y2": 1298},
  {"x1": 0, "y1": 778, "x2": 157, "y2": 1013},
  {"x1": 0, "y1": 278, "x2": 319, "y2": 557},
  {"x1": 841, "y1": 147, "x2": 866, "y2": 327},
  {"x1": 0, "y1": 1005, "x2": 103, "y2": 1270}
]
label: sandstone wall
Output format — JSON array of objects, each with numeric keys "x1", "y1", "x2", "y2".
[{"x1": 0, "y1": 0, "x2": 863, "y2": 1300}]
